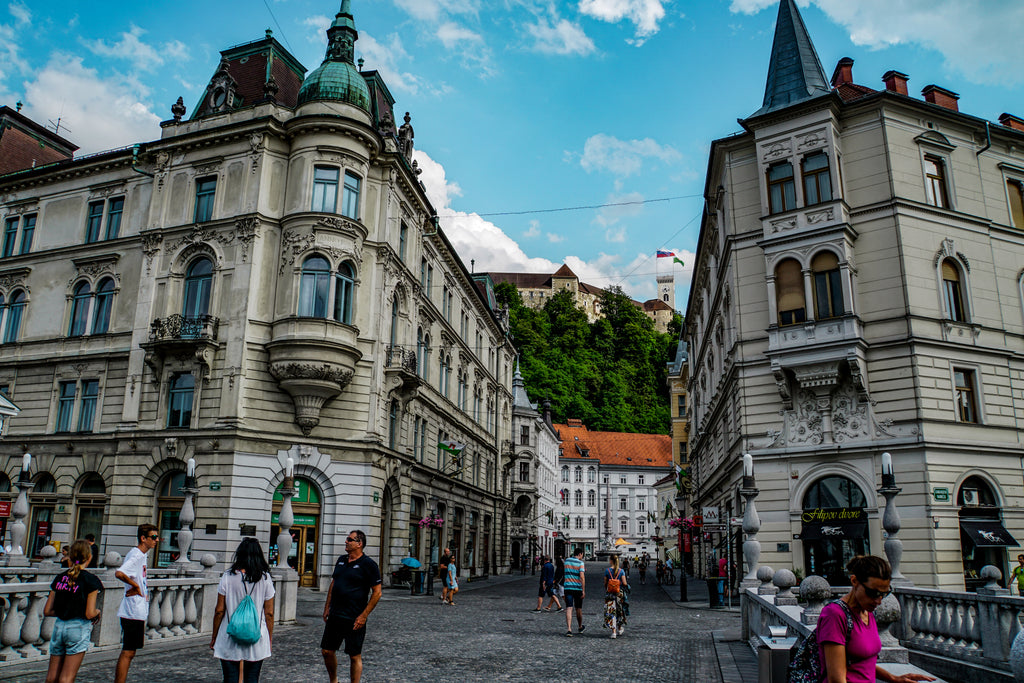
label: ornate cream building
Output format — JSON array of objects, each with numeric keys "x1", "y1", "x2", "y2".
[
  {"x1": 0, "y1": 1, "x2": 514, "y2": 586},
  {"x1": 685, "y1": 0, "x2": 1024, "y2": 589}
]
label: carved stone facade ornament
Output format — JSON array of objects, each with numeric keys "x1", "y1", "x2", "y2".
[
  {"x1": 268, "y1": 362, "x2": 355, "y2": 435},
  {"x1": 770, "y1": 217, "x2": 798, "y2": 233},
  {"x1": 398, "y1": 112, "x2": 415, "y2": 162},
  {"x1": 141, "y1": 232, "x2": 164, "y2": 274},
  {"x1": 233, "y1": 217, "x2": 260, "y2": 262},
  {"x1": 88, "y1": 183, "x2": 126, "y2": 200},
  {"x1": 69, "y1": 255, "x2": 121, "y2": 287},
  {"x1": 249, "y1": 133, "x2": 264, "y2": 175},
  {"x1": 0, "y1": 267, "x2": 31, "y2": 292},
  {"x1": 805, "y1": 207, "x2": 834, "y2": 224},
  {"x1": 280, "y1": 229, "x2": 317, "y2": 274},
  {"x1": 797, "y1": 130, "x2": 827, "y2": 150},
  {"x1": 762, "y1": 140, "x2": 792, "y2": 161}
]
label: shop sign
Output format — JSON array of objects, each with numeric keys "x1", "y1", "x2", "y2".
[
  {"x1": 702, "y1": 507, "x2": 720, "y2": 523},
  {"x1": 209, "y1": 482, "x2": 222, "y2": 491},
  {"x1": 692, "y1": 514, "x2": 703, "y2": 527},
  {"x1": 933, "y1": 487, "x2": 950, "y2": 502},
  {"x1": 271, "y1": 513, "x2": 317, "y2": 526},
  {"x1": 0, "y1": 501, "x2": 10, "y2": 517},
  {"x1": 36, "y1": 521, "x2": 49, "y2": 537},
  {"x1": 800, "y1": 507, "x2": 866, "y2": 523}
]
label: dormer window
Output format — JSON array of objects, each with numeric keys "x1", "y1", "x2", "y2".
[{"x1": 767, "y1": 162, "x2": 796, "y2": 214}]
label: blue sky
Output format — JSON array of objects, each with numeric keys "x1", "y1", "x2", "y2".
[{"x1": 3, "y1": 0, "x2": 1023, "y2": 305}]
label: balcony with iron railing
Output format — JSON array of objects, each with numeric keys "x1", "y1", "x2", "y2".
[{"x1": 141, "y1": 314, "x2": 221, "y2": 383}]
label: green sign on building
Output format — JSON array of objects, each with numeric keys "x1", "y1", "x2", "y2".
[{"x1": 933, "y1": 487, "x2": 950, "y2": 501}]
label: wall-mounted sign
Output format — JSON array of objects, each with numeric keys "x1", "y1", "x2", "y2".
[
  {"x1": 239, "y1": 524, "x2": 256, "y2": 536},
  {"x1": 933, "y1": 487, "x2": 950, "y2": 502},
  {"x1": 209, "y1": 482, "x2": 222, "y2": 491},
  {"x1": 692, "y1": 514, "x2": 703, "y2": 528},
  {"x1": 0, "y1": 501, "x2": 10, "y2": 517},
  {"x1": 702, "y1": 507, "x2": 720, "y2": 523},
  {"x1": 800, "y1": 507, "x2": 866, "y2": 523},
  {"x1": 777, "y1": 543, "x2": 790, "y2": 553},
  {"x1": 373, "y1": 491, "x2": 379, "y2": 503}
]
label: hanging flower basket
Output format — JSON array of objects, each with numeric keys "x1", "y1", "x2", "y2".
[
  {"x1": 418, "y1": 516, "x2": 444, "y2": 529},
  {"x1": 667, "y1": 517, "x2": 695, "y2": 531}
]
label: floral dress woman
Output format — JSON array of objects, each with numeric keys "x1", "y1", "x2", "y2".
[{"x1": 603, "y1": 556, "x2": 629, "y2": 638}]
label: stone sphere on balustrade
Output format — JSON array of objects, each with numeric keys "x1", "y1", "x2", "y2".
[
  {"x1": 874, "y1": 592, "x2": 902, "y2": 624},
  {"x1": 39, "y1": 545, "x2": 57, "y2": 560},
  {"x1": 756, "y1": 566, "x2": 775, "y2": 584},
  {"x1": 980, "y1": 564, "x2": 1002, "y2": 589},
  {"x1": 773, "y1": 568, "x2": 797, "y2": 592},
  {"x1": 799, "y1": 575, "x2": 832, "y2": 603},
  {"x1": 201, "y1": 553, "x2": 218, "y2": 568},
  {"x1": 104, "y1": 551, "x2": 123, "y2": 568}
]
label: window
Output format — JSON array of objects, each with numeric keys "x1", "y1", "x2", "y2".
[
  {"x1": 389, "y1": 295, "x2": 399, "y2": 347},
  {"x1": 801, "y1": 153, "x2": 832, "y2": 206},
  {"x1": 68, "y1": 282, "x2": 92, "y2": 337},
  {"x1": 574, "y1": 467, "x2": 582, "y2": 483},
  {"x1": 311, "y1": 166, "x2": 339, "y2": 212},
  {"x1": 638, "y1": 497, "x2": 647, "y2": 511},
  {"x1": 92, "y1": 278, "x2": 115, "y2": 334},
  {"x1": 3, "y1": 214, "x2": 36, "y2": 256},
  {"x1": 519, "y1": 462, "x2": 529, "y2": 483},
  {"x1": 619, "y1": 519, "x2": 628, "y2": 534},
  {"x1": 298, "y1": 256, "x2": 330, "y2": 317},
  {"x1": 105, "y1": 198, "x2": 124, "y2": 240},
  {"x1": 55, "y1": 381, "x2": 76, "y2": 432},
  {"x1": 1008, "y1": 180, "x2": 1024, "y2": 229},
  {"x1": 574, "y1": 516, "x2": 583, "y2": 530},
  {"x1": 333, "y1": 262, "x2": 354, "y2": 324},
  {"x1": 677, "y1": 394, "x2": 686, "y2": 417},
  {"x1": 418, "y1": 418, "x2": 427, "y2": 462},
  {"x1": 342, "y1": 171, "x2": 360, "y2": 219},
  {"x1": 413, "y1": 416, "x2": 421, "y2": 460},
  {"x1": 561, "y1": 466, "x2": 569, "y2": 483},
  {"x1": 603, "y1": 474, "x2": 609, "y2": 484},
  {"x1": 438, "y1": 354, "x2": 447, "y2": 395},
  {"x1": 3, "y1": 290, "x2": 26, "y2": 343},
  {"x1": 941, "y1": 259, "x2": 967, "y2": 322},
  {"x1": 85, "y1": 202, "x2": 104, "y2": 243},
  {"x1": 574, "y1": 490, "x2": 583, "y2": 506},
  {"x1": 679, "y1": 442, "x2": 688, "y2": 463},
  {"x1": 924, "y1": 155, "x2": 950, "y2": 208},
  {"x1": 167, "y1": 373, "x2": 195, "y2": 428},
  {"x1": 520, "y1": 425, "x2": 530, "y2": 446},
  {"x1": 587, "y1": 489, "x2": 596, "y2": 506},
  {"x1": 619, "y1": 475, "x2": 627, "y2": 485},
  {"x1": 388, "y1": 399, "x2": 399, "y2": 449},
  {"x1": 588, "y1": 516, "x2": 596, "y2": 530},
  {"x1": 619, "y1": 497, "x2": 627, "y2": 511},
  {"x1": 87, "y1": 197, "x2": 125, "y2": 242},
  {"x1": 767, "y1": 162, "x2": 796, "y2": 213},
  {"x1": 812, "y1": 251, "x2": 844, "y2": 319},
  {"x1": 399, "y1": 223, "x2": 408, "y2": 261},
  {"x1": 54, "y1": 379, "x2": 100, "y2": 433},
  {"x1": 587, "y1": 467, "x2": 596, "y2": 483},
  {"x1": 194, "y1": 177, "x2": 217, "y2": 223},
  {"x1": 638, "y1": 475, "x2": 645, "y2": 486},
  {"x1": 775, "y1": 258, "x2": 806, "y2": 325},
  {"x1": 954, "y1": 368, "x2": 978, "y2": 423},
  {"x1": 420, "y1": 259, "x2": 427, "y2": 288},
  {"x1": 183, "y1": 259, "x2": 213, "y2": 318},
  {"x1": 77, "y1": 380, "x2": 99, "y2": 432},
  {"x1": 638, "y1": 519, "x2": 646, "y2": 535}
]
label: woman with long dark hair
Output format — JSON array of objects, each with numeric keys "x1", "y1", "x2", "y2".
[
  {"x1": 44, "y1": 539, "x2": 102, "y2": 683},
  {"x1": 210, "y1": 537, "x2": 276, "y2": 683}
]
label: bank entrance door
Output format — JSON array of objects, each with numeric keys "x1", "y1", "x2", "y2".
[{"x1": 270, "y1": 477, "x2": 321, "y2": 588}]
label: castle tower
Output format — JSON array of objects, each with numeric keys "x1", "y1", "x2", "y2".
[{"x1": 656, "y1": 274, "x2": 675, "y2": 310}]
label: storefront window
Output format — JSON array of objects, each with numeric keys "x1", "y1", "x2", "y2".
[
  {"x1": 958, "y1": 476, "x2": 1015, "y2": 591},
  {"x1": 75, "y1": 473, "x2": 107, "y2": 558},
  {"x1": 155, "y1": 472, "x2": 185, "y2": 567},
  {"x1": 801, "y1": 475, "x2": 869, "y2": 586},
  {"x1": 270, "y1": 477, "x2": 322, "y2": 588}
]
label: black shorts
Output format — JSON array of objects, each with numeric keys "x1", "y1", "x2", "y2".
[
  {"x1": 320, "y1": 616, "x2": 367, "y2": 656},
  {"x1": 537, "y1": 581, "x2": 552, "y2": 598},
  {"x1": 564, "y1": 590, "x2": 583, "y2": 609},
  {"x1": 121, "y1": 618, "x2": 146, "y2": 651}
]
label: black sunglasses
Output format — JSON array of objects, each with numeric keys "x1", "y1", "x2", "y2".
[
  {"x1": 862, "y1": 585, "x2": 892, "y2": 600},
  {"x1": 148, "y1": 535, "x2": 160, "y2": 540},
  {"x1": 345, "y1": 537, "x2": 359, "y2": 543}
]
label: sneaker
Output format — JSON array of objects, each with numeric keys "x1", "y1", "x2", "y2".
[
  {"x1": 618, "y1": 627, "x2": 625, "y2": 636},
  {"x1": 565, "y1": 631, "x2": 573, "y2": 637},
  {"x1": 579, "y1": 624, "x2": 586, "y2": 633},
  {"x1": 543, "y1": 607, "x2": 551, "y2": 612},
  {"x1": 611, "y1": 632, "x2": 617, "y2": 639},
  {"x1": 556, "y1": 607, "x2": 565, "y2": 612},
  {"x1": 532, "y1": 608, "x2": 542, "y2": 613}
]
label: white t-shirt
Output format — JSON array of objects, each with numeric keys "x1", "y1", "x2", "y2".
[
  {"x1": 116, "y1": 547, "x2": 150, "y2": 621},
  {"x1": 213, "y1": 570, "x2": 276, "y2": 662}
]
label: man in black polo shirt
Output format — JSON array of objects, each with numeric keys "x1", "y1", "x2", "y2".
[{"x1": 321, "y1": 529, "x2": 382, "y2": 683}]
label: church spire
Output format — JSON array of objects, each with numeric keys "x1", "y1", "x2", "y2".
[
  {"x1": 750, "y1": 0, "x2": 830, "y2": 118},
  {"x1": 324, "y1": 0, "x2": 358, "y2": 65}
]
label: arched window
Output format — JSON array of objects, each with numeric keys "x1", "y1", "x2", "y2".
[
  {"x1": 421, "y1": 334, "x2": 431, "y2": 382},
  {"x1": 958, "y1": 475, "x2": 997, "y2": 507},
  {"x1": 801, "y1": 475, "x2": 869, "y2": 586},
  {"x1": 156, "y1": 471, "x2": 186, "y2": 567},
  {"x1": 388, "y1": 399, "x2": 399, "y2": 449},
  {"x1": 775, "y1": 259, "x2": 805, "y2": 325},
  {"x1": 574, "y1": 466, "x2": 583, "y2": 483},
  {"x1": 801, "y1": 152, "x2": 832, "y2": 206},
  {"x1": 75, "y1": 473, "x2": 107, "y2": 552},
  {"x1": 587, "y1": 489, "x2": 596, "y2": 506},
  {"x1": 942, "y1": 259, "x2": 967, "y2": 322},
  {"x1": 29, "y1": 473, "x2": 57, "y2": 558},
  {"x1": 416, "y1": 328, "x2": 425, "y2": 377},
  {"x1": 767, "y1": 162, "x2": 796, "y2": 213},
  {"x1": 183, "y1": 258, "x2": 213, "y2": 318},
  {"x1": 167, "y1": 373, "x2": 195, "y2": 428},
  {"x1": 561, "y1": 466, "x2": 569, "y2": 483},
  {"x1": 69, "y1": 282, "x2": 92, "y2": 336},
  {"x1": 3, "y1": 290, "x2": 26, "y2": 343},
  {"x1": 444, "y1": 355, "x2": 452, "y2": 398},
  {"x1": 333, "y1": 262, "x2": 355, "y2": 324},
  {"x1": 587, "y1": 467, "x2": 596, "y2": 483},
  {"x1": 803, "y1": 475, "x2": 868, "y2": 509},
  {"x1": 92, "y1": 278, "x2": 115, "y2": 334},
  {"x1": 812, "y1": 251, "x2": 844, "y2": 320},
  {"x1": 298, "y1": 255, "x2": 330, "y2": 318},
  {"x1": 390, "y1": 295, "x2": 399, "y2": 347}
]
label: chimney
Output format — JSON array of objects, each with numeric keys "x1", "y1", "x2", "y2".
[
  {"x1": 542, "y1": 399, "x2": 553, "y2": 431},
  {"x1": 830, "y1": 57, "x2": 854, "y2": 88},
  {"x1": 882, "y1": 70, "x2": 909, "y2": 96},
  {"x1": 922, "y1": 85, "x2": 960, "y2": 112},
  {"x1": 998, "y1": 113, "x2": 1024, "y2": 132}
]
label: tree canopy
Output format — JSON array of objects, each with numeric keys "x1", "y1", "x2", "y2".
[{"x1": 496, "y1": 282, "x2": 681, "y2": 434}]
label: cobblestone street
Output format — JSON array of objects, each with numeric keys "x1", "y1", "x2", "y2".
[{"x1": 1, "y1": 570, "x2": 749, "y2": 683}]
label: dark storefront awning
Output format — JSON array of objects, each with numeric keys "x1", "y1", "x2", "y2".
[
  {"x1": 960, "y1": 520, "x2": 1019, "y2": 547},
  {"x1": 799, "y1": 520, "x2": 868, "y2": 541}
]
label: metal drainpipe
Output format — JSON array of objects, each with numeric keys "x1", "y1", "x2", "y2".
[
  {"x1": 131, "y1": 144, "x2": 154, "y2": 177},
  {"x1": 977, "y1": 120, "x2": 992, "y2": 156}
]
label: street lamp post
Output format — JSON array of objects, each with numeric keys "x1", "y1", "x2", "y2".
[{"x1": 674, "y1": 493, "x2": 688, "y2": 602}]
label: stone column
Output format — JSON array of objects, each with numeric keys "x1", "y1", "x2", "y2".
[
  {"x1": 878, "y1": 452, "x2": 910, "y2": 585},
  {"x1": 739, "y1": 454, "x2": 761, "y2": 589},
  {"x1": 4, "y1": 476, "x2": 33, "y2": 566}
]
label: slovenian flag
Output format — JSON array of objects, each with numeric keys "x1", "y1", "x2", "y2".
[{"x1": 656, "y1": 250, "x2": 675, "y2": 258}]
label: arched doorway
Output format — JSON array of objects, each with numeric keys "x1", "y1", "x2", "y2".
[
  {"x1": 75, "y1": 473, "x2": 107, "y2": 558},
  {"x1": 800, "y1": 475, "x2": 869, "y2": 586},
  {"x1": 155, "y1": 471, "x2": 185, "y2": 567},
  {"x1": 28, "y1": 473, "x2": 57, "y2": 558},
  {"x1": 379, "y1": 483, "x2": 398, "y2": 575},
  {"x1": 958, "y1": 476, "x2": 1016, "y2": 591},
  {"x1": 270, "y1": 477, "x2": 321, "y2": 588}
]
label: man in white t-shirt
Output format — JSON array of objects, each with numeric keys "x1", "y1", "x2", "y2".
[{"x1": 114, "y1": 524, "x2": 159, "y2": 683}]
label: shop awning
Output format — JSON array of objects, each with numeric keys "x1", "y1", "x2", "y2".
[
  {"x1": 960, "y1": 520, "x2": 1019, "y2": 547},
  {"x1": 799, "y1": 520, "x2": 868, "y2": 541}
]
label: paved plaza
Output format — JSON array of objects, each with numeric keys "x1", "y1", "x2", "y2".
[{"x1": 1, "y1": 569, "x2": 754, "y2": 683}]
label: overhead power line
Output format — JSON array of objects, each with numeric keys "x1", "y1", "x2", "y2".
[{"x1": 435, "y1": 194, "x2": 702, "y2": 219}]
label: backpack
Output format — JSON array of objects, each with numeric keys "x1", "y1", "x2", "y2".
[
  {"x1": 606, "y1": 568, "x2": 621, "y2": 594},
  {"x1": 226, "y1": 579, "x2": 263, "y2": 645},
  {"x1": 787, "y1": 600, "x2": 854, "y2": 683}
]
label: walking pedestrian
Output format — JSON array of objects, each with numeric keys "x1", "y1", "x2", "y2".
[
  {"x1": 819, "y1": 555, "x2": 935, "y2": 683},
  {"x1": 534, "y1": 556, "x2": 554, "y2": 612},
  {"x1": 210, "y1": 537, "x2": 275, "y2": 683},
  {"x1": 113, "y1": 524, "x2": 159, "y2": 683},
  {"x1": 637, "y1": 558, "x2": 647, "y2": 585},
  {"x1": 544, "y1": 556, "x2": 564, "y2": 612},
  {"x1": 321, "y1": 530, "x2": 382, "y2": 683},
  {"x1": 1012, "y1": 555, "x2": 1024, "y2": 596},
  {"x1": 603, "y1": 554, "x2": 628, "y2": 639},
  {"x1": 520, "y1": 553, "x2": 527, "y2": 575},
  {"x1": 563, "y1": 548, "x2": 586, "y2": 637},
  {"x1": 44, "y1": 539, "x2": 102, "y2": 683},
  {"x1": 622, "y1": 558, "x2": 630, "y2": 578},
  {"x1": 446, "y1": 557, "x2": 459, "y2": 605},
  {"x1": 439, "y1": 548, "x2": 452, "y2": 604},
  {"x1": 84, "y1": 533, "x2": 99, "y2": 568}
]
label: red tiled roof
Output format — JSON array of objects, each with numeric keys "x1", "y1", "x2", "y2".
[
  {"x1": 642, "y1": 299, "x2": 673, "y2": 312},
  {"x1": 488, "y1": 272, "x2": 553, "y2": 289},
  {"x1": 554, "y1": 421, "x2": 672, "y2": 468},
  {"x1": 552, "y1": 264, "x2": 578, "y2": 279},
  {"x1": 834, "y1": 82, "x2": 876, "y2": 104},
  {"x1": 653, "y1": 471, "x2": 676, "y2": 487}
]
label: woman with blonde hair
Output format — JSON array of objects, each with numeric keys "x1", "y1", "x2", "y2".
[
  {"x1": 44, "y1": 539, "x2": 102, "y2": 683},
  {"x1": 603, "y1": 554, "x2": 629, "y2": 638}
]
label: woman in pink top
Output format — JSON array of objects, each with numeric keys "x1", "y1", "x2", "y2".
[{"x1": 818, "y1": 555, "x2": 934, "y2": 683}]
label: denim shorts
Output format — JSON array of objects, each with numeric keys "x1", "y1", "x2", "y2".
[{"x1": 50, "y1": 618, "x2": 93, "y2": 656}]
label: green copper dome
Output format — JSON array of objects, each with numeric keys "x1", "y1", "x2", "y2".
[{"x1": 296, "y1": 0, "x2": 370, "y2": 110}]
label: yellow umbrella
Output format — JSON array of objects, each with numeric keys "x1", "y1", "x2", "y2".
[{"x1": 613, "y1": 538, "x2": 630, "y2": 546}]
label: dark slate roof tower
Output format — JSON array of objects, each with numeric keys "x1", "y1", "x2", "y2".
[
  {"x1": 750, "y1": 0, "x2": 830, "y2": 117},
  {"x1": 297, "y1": 0, "x2": 371, "y2": 110}
]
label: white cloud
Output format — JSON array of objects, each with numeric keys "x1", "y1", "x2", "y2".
[
  {"x1": 437, "y1": 22, "x2": 482, "y2": 49},
  {"x1": 730, "y1": 0, "x2": 1024, "y2": 85},
  {"x1": 83, "y1": 25, "x2": 169, "y2": 72},
  {"x1": 547, "y1": 232, "x2": 566, "y2": 243},
  {"x1": 578, "y1": 0, "x2": 666, "y2": 43},
  {"x1": 8, "y1": 1, "x2": 30, "y2": 25},
  {"x1": 0, "y1": 22, "x2": 29, "y2": 90},
  {"x1": 524, "y1": 220, "x2": 541, "y2": 238},
  {"x1": 527, "y1": 17, "x2": 596, "y2": 56},
  {"x1": 594, "y1": 191, "x2": 645, "y2": 228},
  {"x1": 604, "y1": 226, "x2": 627, "y2": 242},
  {"x1": 21, "y1": 54, "x2": 162, "y2": 154},
  {"x1": 357, "y1": 31, "x2": 443, "y2": 96},
  {"x1": 580, "y1": 133, "x2": 681, "y2": 176},
  {"x1": 393, "y1": 0, "x2": 480, "y2": 23},
  {"x1": 303, "y1": 14, "x2": 331, "y2": 35}
]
